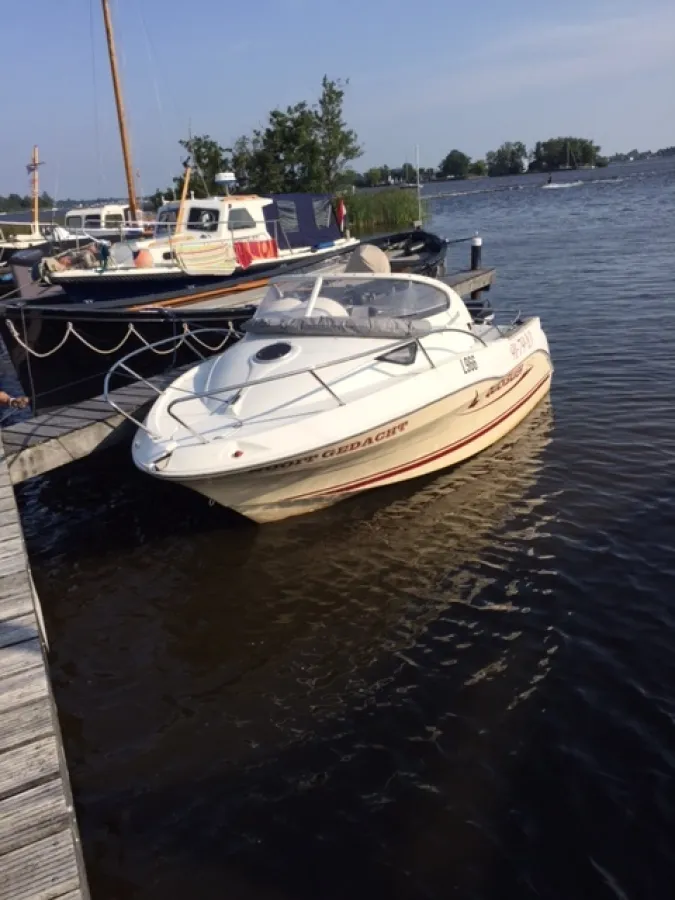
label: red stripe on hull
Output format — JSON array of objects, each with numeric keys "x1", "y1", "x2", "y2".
[{"x1": 289, "y1": 372, "x2": 551, "y2": 502}]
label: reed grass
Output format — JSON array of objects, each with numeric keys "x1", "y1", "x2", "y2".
[{"x1": 341, "y1": 189, "x2": 425, "y2": 231}]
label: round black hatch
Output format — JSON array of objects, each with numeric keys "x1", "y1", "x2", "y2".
[{"x1": 254, "y1": 341, "x2": 292, "y2": 363}]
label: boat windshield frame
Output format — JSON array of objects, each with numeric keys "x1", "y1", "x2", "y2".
[
  {"x1": 154, "y1": 204, "x2": 180, "y2": 237},
  {"x1": 255, "y1": 273, "x2": 451, "y2": 322}
]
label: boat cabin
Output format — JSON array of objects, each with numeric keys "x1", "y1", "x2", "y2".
[
  {"x1": 152, "y1": 193, "x2": 344, "y2": 252},
  {"x1": 64, "y1": 203, "x2": 148, "y2": 237},
  {"x1": 153, "y1": 196, "x2": 272, "y2": 243}
]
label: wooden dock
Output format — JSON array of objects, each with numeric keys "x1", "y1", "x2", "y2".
[
  {"x1": 0, "y1": 443, "x2": 90, "y2": 900},
  {"x1": 1, "y1": 267, "x2": 495, "y2": 486}
]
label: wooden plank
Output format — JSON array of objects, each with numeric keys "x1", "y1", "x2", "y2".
[
  {"x1": 0, "y1": 616, "x2": 37, "y2": 651},
  {"x1": 0, "y1": 421, "x2": 75, "y2": 441},
  {"x1": 0, "y1": 573, "x2": 33, "y2": 623},
  {"x1": 0, "y1": 666, "x2": 50, "y2": 714},
  {"x1": 441, "y1": 267, "x2": 495, "y2": 295},
  {"x1": 0, "y1": 697, "x2": 52, "y2": 753},
  {"x1": 0, "y1": 520, "x2": 23, "y2": 544},
  {"x1": 0, "y1": 736, "x2": 60, "y2": 801},
  {"x1": 0, "y1": 829, "x2": 80, "y2": 900},
  {"x1": 0, "y1": 779, "x2": 69, "y2": 857},
  {"x1": 0, "y1": 483, "x2": 17, "y2": 501},
  {"x1": 0, "y1": 637, "x2": 42, "y2": 680},
  {"x1": 0, "y1": 544, "x2": 28, "y2": 579},
  {"x1": 0, "y1": 455, "x2": 89, "y2": 899},
  {"x1": 0, "y1": 494, "x2": 20, "y2": 515}
]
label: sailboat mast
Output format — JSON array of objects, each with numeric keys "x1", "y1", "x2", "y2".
[
  {"x1": 100, "y1": 0, "x2": 139, "y2": 223},
  {"x1": 415, "y1": 144, "x2": 422, "y2": 223},
  {"x1": 28, "y1": 145, "x2": 42, "y2": 235}
]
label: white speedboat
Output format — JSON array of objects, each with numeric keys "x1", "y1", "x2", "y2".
[{"x1": 126, "y1": 246, "x2": 553, "y2": 523}]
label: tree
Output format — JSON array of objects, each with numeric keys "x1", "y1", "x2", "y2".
[
  {"x1": 314, "y1": 76, "x2": 362, "y2": 191},
  {"x1": 439, "y1": 149, "x2": 470, "y2": 179},
  {"x1": 468, "y1": 159, "x2": 487, "y2": 177},
  {"x1": 365, "y1": 167, "x2": 382, "y2": 187},
  {"x1": 401, "y1": 162, "x2": 416, "y2": 183},
  {"x1": 155, "y1": 77, "x2": 362, "y2": 201},
  {"x1": 486, "y1": 141, "x2": 527, "y2": 176},
  {"x1": 529, "y1": 137, "x2": 601, "y2": 172},
  {"x1": 172, "y1": 134, "x2": 233, "y2": 198}
]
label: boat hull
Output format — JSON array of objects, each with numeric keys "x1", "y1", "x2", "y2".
[{"x1": 164, "y1": 350, "x2": 552, "y2": 523}]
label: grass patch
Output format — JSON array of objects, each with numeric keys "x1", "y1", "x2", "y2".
[{"x1": 341, "y1": 189, "x2": 425, "y2": 231}]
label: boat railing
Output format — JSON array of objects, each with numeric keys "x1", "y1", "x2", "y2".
[{"x1": 104, "y1": 325, "x2": 487, "y2": 444}]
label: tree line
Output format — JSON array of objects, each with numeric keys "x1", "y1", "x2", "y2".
[
  {"x1": 0, "y1": 191, "x2": 54, "y2": 214},
  {"x1": 609, "y1": 146, "x2": 675, "y2": 162},
  {"x1": 434, "y1": 137, "x2": 608, "y2": 181}
]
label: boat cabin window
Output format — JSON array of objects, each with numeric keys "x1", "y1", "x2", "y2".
[
  {"x1": 312, "y1": 197, "x2": 332, "y2": 229},
  {"x1": 84, "y1": 214, "x2": 101, "y2": 229},
  {"x1": 155, "y1": 207, "x2": 178, "y2": 237},
  {"x1": 256, "y1": 275, "x2": 450, "y2": 321},
  {"x1": 187, "y1": 207, "x2": 219, "y2": 233},
  {"x1": 227, "y1": 208, "x2": 257, "y2": 231},
  {"x1": 104, "y1": 213, "x2": 124, "y2": 227},
  {"x1": 65, "y1": 215, "x2": 83, "y2": 230},
  {"x1": 276, "y1": 199, "x2": 300, "y2": 236}
]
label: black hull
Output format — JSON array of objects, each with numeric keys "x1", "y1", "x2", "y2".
[
  {"x1": 50, "y1": 243, "x2": 355, "y2": 304},
  {"x1": 47, "y1": 229, "x2": 448, "y2": 305},
  {"x1": 53, "y1": 259, "x2": 293, "y2": 304},
  {"x1": 0, "y1": 229, "x2": 448, "y2": 414}
]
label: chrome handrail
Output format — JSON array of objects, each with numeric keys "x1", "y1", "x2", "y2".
[
  {"x1": 103, "y1": 327, "x2": 240, "y2": 439},
  {"x1": 104, "y1": 323, "x2": 485, "y2": 443},
  {"x1": 164, "y1": 326, "x2": 486, "y2": 441}
]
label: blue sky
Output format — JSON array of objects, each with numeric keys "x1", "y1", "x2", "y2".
[{"x1": 1, "y1": 0, "x2": 673, "y2": 198}]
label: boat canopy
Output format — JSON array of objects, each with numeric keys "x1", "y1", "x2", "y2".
[{"x1": 263, "y1": 193, "x2": 342, "y2": 249}]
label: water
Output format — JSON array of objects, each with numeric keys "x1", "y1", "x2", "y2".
[{"x1": 13, "y1": 157, "x2": 675, "y2": 899}]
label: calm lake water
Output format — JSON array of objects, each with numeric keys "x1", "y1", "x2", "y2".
[{"x1": 13, "y1": 158, "x2": 675, "y2": 899}]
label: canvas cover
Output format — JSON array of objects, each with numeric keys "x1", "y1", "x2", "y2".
[
  {"x1": 263, "y1": 194, "x2": 342, "y2": 250},
  {"x1": 243, "y1": 315, "x2": 432, "y2": 340}
]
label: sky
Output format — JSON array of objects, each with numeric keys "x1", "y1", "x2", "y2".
[{"x1": 1, "y1": 0, "x2": 673, "y2": 198}]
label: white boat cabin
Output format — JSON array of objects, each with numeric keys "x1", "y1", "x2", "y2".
[
  {"x1": 64, "y1": 203, "x2": 148, "y2": 237},
  {"x1": 153, "y1": 196, "x2": 272, "y2": 244}
]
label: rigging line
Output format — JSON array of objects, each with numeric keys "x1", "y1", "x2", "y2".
[
  {"x1": 138, "y1": 1, "x2": 174, "y2": 191},
  {"x1": 89, "y1": 0, "x2": 105, "y2": 194}
]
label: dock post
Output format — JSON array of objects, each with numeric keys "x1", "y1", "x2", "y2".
[
  {"x1": 470, "y1": 233, "x2": 482, "y2": 271},
  {"x1": 470, "y1": 233, "x2": 483, "y2": 300}
]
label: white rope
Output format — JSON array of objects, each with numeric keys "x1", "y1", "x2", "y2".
[
  {"x1": 4, "y1": 317, "x2": 243, "y2": 358},
  {"x1": 182, "y1": 321, "x2": 240, "y2": 352},
  {"x1": 6, "y1": 319, "x2": 74, "y2": 358}
]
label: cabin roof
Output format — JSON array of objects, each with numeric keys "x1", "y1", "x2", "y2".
[{"x1": 65, "y1": 203, "x2": 128, "y2": 216}]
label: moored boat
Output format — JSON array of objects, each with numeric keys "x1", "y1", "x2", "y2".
[
  {"x1": 118, "y1": 245, "x2": 552, "y2": 523},
  {"x1": 40, "y1": 193, "x2": 360, "y2": 303},
  {"x1": 0, "y1": 229, "x2": 449, "y2": 412}
]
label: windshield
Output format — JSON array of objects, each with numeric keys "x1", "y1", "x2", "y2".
[
  {"x1": 255, "y1": 275, "x2": 449, "y2": 321},
  {"x1": 154, "y1": 206, "x2": 179, "y2": 237}
]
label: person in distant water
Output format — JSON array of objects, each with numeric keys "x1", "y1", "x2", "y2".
[
  {"x1": 547, "y1": 174, "x2": 553, "y2": 185},
  {"x1": 0, "y1": 391, "x2": 28, "y2": 409}
]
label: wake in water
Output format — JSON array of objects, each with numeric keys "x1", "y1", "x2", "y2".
[{"x1": 541, "y1": 180, "x2": 584, "y2": 190}]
